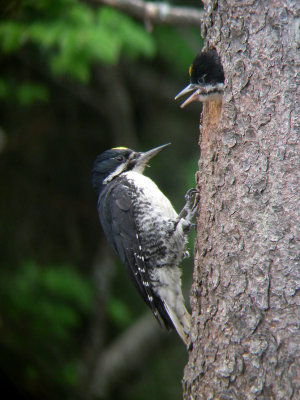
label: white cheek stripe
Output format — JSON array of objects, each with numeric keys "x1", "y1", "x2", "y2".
[
  {"x1": 103, "y1": 153, "x2": 137, "y2": 185},
  {"x1": 103, "y1": 163, "x2": 127, "y2": 184}
]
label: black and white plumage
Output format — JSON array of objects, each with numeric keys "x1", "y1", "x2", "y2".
[
  {"x1": 175, "y1": 49, "x2": 225, "y2": 108},
  {"x1": 91, "y1": 144, "x2": 198, "y2": 345}
]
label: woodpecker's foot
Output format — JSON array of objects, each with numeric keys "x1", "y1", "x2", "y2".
[
  {"x1": 176, "y1": 188, "x2": 199, "y2": 232},
  {"x1": 184, "y1": 188, "x2": 199, "y2": 210},
  {"x1": 181, "y1": 219, "x2": 193, "y2": 233},
  {"x1": 185, "y1": 188, "x2": 199, "y2": 218},
  {"x1": 168, "y1": 189, "x2": 199, "y2": 236}
]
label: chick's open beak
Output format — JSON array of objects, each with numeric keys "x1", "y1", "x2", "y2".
[
  {"x1": 174, "y1": 83, "x2": 196, "y2": 100},
  {"x1": 175, "y1": 84, "x2": 202, "y2": 108},
  {"x1": 179, "y1": 89, "x2": 201, "y2": 108}
]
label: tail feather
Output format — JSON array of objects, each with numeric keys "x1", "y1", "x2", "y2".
[
  {"x1": 164, "y1": 302, "x2": 191, "y2": 345},
  {"x1": 152, "y1": 293, "x2": 174, "y2": 330},
  {"x1": 150, "y1": 265, "x2": 191, "y2": 345}
]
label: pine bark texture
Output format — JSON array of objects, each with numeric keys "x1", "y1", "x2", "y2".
[{"x1": 184, "y1": 1, "x2": 299, "y2": 399}]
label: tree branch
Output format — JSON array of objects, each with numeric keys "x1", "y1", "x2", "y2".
[
  {"x1": 93, "y1": 0, "x2": 204, "y2": 29},
  {"x1": 86, "y1": 312, "x2": 167, "y2": 399}
]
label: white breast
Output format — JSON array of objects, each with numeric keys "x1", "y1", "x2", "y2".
[{"x1": 123, "y1": 171, "x2": 178, "y2": 219}]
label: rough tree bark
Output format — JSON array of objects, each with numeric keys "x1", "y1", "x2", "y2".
[{"x1": 184, "y1": 1, "x2": 299, "y2": 399}]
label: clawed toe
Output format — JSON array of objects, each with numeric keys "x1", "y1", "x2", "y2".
[
  {"x1": 185, "y1": 188, "x2": 199, "y2": 202},
  {"x1": 175, "y1": 188, "x2": 200, "y2": 233}
]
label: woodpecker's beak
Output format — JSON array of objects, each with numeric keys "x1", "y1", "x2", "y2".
[
  {"x1": 134, "y1": 143, "x2": 171, "y2": 172},
  {"x1": 175, "y1": 83, "x2": 202, "y2": 108},
  {"x1": 174, "y1": 83, "x2": 196, "y2": 100},
  {"x1": 179, "y1": 89, "x2": 201, "y2": 108}
]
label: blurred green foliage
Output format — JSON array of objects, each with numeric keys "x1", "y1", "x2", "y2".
[
  {"x1": 154, "y1": 25, "x2": 202, "y2": 75},
  {"x1": 0, "y1": 0, "x2": 203, "y2": 398},
  {"x1": 0, "y1": 0, "x2": 156, "y2": 104},
  {"x1": 0, "y1": 78, "x2": 49, "y2": 105},
  {"x1": 0, "y1": 261, "x2": 94, "y2": 397},
  {"x1": 0, "y1": 1, "x2": 155, "y2": 73},
  {"x1": 106, "y1": 296, "x2": 133, "y2": 328},
  {"x1": 0, "y1": 0, "x2": 201, "y2": 105}
]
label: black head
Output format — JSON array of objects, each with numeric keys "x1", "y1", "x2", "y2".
[
  {"x1": 91, "y1": 144, "x2": 170, "y2": 195},
  {"x1": 189, "y1": 50, "x2": 224, "y2": 85},
  {"x1": 175, "y1": 50, "x2": 225, "y2": 107},
  {"x1": 189, "y1": 50, "x2": 224, "y2": 86}
]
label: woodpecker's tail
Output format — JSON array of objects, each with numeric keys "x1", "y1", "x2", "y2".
[
  {"x1": 164, "y1": 301, "x2": 191, "y2": 346},
  {"x1": 150, "y1": 266, "x2": 191, "y2": 345}
]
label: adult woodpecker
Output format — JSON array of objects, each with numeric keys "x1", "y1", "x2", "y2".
[
  {"x1": 91, "y1": 144, "x2": 198, "y2": 345},
  {"x1": 175, "y1": 49, "x2": 225, "y2": 108}
]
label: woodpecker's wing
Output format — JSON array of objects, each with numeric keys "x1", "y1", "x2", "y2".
[{"x1": 98, "y1": 181, "x2": 173, "y2": 329}]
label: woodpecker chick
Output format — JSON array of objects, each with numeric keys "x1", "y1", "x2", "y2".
[
  {"x1": 92, "y1": 144, "x2": 198, "y2": 345},
  {"x1": 175, "y1": 49, "x2": 224, "y2": 108}
]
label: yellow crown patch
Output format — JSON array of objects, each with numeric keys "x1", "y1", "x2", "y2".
[{"x1": 112, "y1": 147, "x2": 128, "y2": 150}]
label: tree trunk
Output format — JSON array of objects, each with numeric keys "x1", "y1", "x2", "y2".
[{"x1": 184, "y1": 1, "x2": 299, "y2": 399}]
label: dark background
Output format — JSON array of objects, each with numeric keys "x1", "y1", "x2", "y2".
[{"x1": 0, "y1": 1, "x2": 203, "y2": 398}]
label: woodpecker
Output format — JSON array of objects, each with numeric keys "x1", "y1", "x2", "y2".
[
  {"x1": 175, "y1": 49, "x2": 225, "y2": 108},
  {"x1": 91, "y1": 144, "x2": 198, "y2": 345}
]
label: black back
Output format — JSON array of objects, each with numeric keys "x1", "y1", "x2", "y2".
[{"x1": 97, "y1": 175, "x2": 174, "y2": 330}]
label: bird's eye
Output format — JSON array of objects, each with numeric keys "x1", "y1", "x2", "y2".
[
  {"x1": 198, "y1": 73, "x2": 207, "y2": 84},
  {"x1": 115, "y1": 155, "x2": 124, "y2": 162}
]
